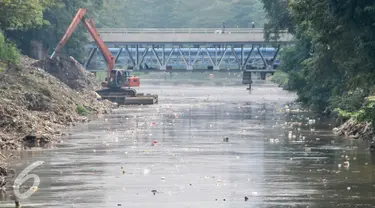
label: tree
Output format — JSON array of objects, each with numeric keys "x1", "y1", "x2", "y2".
[
  {"x1": 4, "y1": 0, "x2": 103, "y2": 61},
  {"x1": 0, "y1": 0, "x2": 56, "y2": 31},
  {"x1": 93, "y1": 0, "x2": 267, "y2": 28},
  {"x1": 262, "y1": 0, "x2": 375, "y2": 120},
  {"x1": 261, "y1": 0, "x2": 294, "y2": 40}
]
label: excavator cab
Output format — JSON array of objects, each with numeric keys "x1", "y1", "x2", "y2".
[{"x1": 103, "y1": 69, "x2": 140, "y2": 88}]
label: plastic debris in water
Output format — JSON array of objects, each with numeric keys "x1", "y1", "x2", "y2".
[
  {"x1": 30, "y1": 186, "x2": 38, "y2": 192},
  {"x1": 347, "y1": 187, "x2": 351, "y2": 191},
  {"x1": 143, "y1": 169, "x2": 150, "y2": 175},
  {"x1": 338, "y1": 164, "x2": 342, "y2": 168},
  {"x1": 161, "y1": 177, "x2": 166, "y2": 181},
  {"x1": 288, "y1": 131, "x2": 292, "y2": 139},
  {"x1": 151, "y1": 140, "x2": 158, "y2": 146}
]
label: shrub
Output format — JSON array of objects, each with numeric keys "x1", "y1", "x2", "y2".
[
  {"x1": 0, "y1": 32, "x2": 20, "y2": 65},
  {"x1": 76, "y1": 105, "x2": 90, "y2": 116}
]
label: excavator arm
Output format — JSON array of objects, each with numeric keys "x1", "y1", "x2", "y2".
[{"x1": 50, "y1": 8, "x2": 114, "y2": 86}]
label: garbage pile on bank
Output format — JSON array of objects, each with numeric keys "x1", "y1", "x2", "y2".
[
  {"x1": 0, "y1": 56, "x2": 116, "y2": 149},
  {"x1": 333, "y1": 118, "x2": 374, "y2": 140}
]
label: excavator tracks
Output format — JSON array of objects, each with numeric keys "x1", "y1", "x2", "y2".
[{"x1": 96, "y1": 87, "x2": 158, "y2": 105}]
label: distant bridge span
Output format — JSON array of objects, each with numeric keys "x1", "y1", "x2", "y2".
[
  {"x1": 84, "y1": 28, "x2": 294, "y2": 71},
  {"x1": 89, "y1": 28, "x2": 294, "y2": 45}
]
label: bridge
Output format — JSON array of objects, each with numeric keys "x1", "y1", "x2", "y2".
[
  {"x1": 84, "y1": 28, "x2": 294, "y2": 71},
  {"x1": 90, "y1": 28, "x2": 293, "y2": 45}
]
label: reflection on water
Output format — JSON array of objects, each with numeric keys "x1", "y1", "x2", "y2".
[{"x1": 0, "y1": 83, "x2": 375, "y2": 208}]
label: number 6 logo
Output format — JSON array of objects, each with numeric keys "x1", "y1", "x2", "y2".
[{"x1": 13, "y1": 161, "x2": 44, "y2": 200}]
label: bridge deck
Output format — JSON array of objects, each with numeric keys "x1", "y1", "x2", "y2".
[{"x1": 92, "y1": 28, "x2": 294, "y2": 44}]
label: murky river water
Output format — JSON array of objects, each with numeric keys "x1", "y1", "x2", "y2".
[{"x1": 1, "y1": 77, "x2": 375, "y2": 208}]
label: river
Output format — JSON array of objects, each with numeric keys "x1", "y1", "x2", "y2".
[{"x1": 1, "y1": 75, "x2": 375, "y2": 208}]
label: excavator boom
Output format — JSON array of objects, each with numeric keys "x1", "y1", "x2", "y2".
[
  {"x1": 50, "y1": 8, "x2": 87, "y2": 59},
  {"x1": 49, "y1": 8, "x2": 158, "y2": 105},
  {"x1": 50, "y1": 8, "x2": 113, "y2": 86}
]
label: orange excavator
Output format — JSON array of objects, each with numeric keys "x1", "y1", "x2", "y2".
[{"x1": 50, "y1": 8, "x2": 140, "y2": 103}]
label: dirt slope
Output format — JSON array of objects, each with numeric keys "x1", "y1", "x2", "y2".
[{"x1": 0, "y1": 56, "x2": 115, "y2": 149}]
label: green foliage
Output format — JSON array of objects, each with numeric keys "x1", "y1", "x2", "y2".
[
  {"x1": 334, "y1": 98, "x2": 375, "y2": 128},
  {"x1": 355, "y1": 99, "x2": 375, "y2": 128},
  {"x1": 76, "y1": 105, "x2": 90, "y2": 116},
  {"x1": 330, "y1": 89, "x2": 366, "y2": 113},
  {"x1": 0, "y1": 32, "x2": 20, "y2": 65},
  {"x1": 4, "y1": 0, "x2": 103, "y2": 61},
  {"x1": 0, "y1": 0, "x2": 55, "y2": 30},
  {"x1": 261, "y1": 0, "x2": 294, "y2": 40},
  {"x1": 95, "y1": 0, "x2": 266, "y2": 28},
  {"x1": 262, "y1": 0, "x2": 375, "y2": 120},
  {"x1": 270, "y1": 71, "x2": 289, "y2": 89}
]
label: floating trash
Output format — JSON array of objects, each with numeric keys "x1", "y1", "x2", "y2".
[{"x1": 143, "y1": 169, "x2": 150, "y2": 175}]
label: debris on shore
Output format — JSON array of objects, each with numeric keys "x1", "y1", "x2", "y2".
[
  {"x1": 333, "y1": 118, "x2": 373, "y2": 141},
  {"x1": 0, "y1": 56, "x2": 116, "y2": 150}
]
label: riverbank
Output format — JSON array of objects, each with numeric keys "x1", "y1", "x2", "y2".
[
  {"x1": 269, "y1": 72, "x2": 375, "y2": 142},
  {"x1": 0, "y1": 56, "x2": 117, "y2": 149},
  {"x1": 0, "y1": 56, "x2": 116, "y2": 187},
  {"x1": 268, "y1": 71, "x2": 290, "y2": 90}
]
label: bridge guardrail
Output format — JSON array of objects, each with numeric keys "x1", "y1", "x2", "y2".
[{"x1": 97, "y1": 28, "x2": 289, "y2": 35}]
